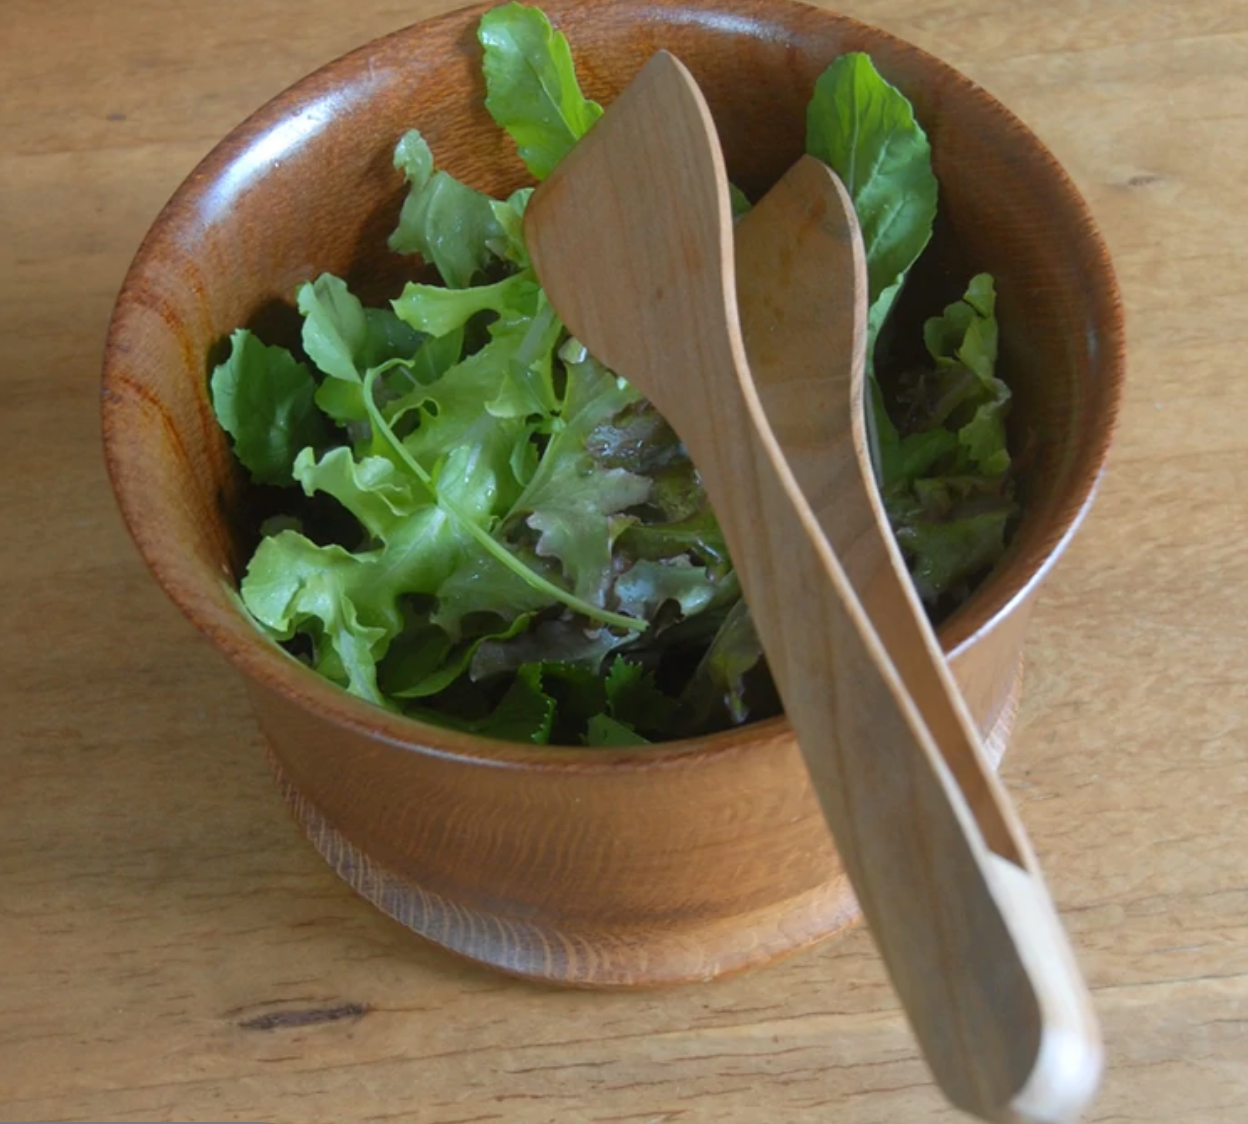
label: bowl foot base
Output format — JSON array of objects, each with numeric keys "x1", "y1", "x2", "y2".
[{"x1": 267, "y1": 657, "x2": 1024, "y2": 988}]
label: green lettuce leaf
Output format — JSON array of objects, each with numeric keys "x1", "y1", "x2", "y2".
[
  {"x1": 291, "y1": 447, "x2": 422, "y2": 541},
  {"x1": 469, "y1": 618, "x2": 630, "y2": 682},
  {"x1": 478, "y1": 2, "x2": 603, "y2": 180},
  {"x1": 392, "y1": 272, "x2": 540, "y2": 339},
  {"x1": 894, "y1": 507, "x2": 1013, "y2": 606},
  {"x1": 240, "y1": 531, "x2": 394, "y2": 704},
  {"x1": 388, "y1": 614, "x2": 533, "y2": 699},
  {"x1": 388, "y1": 130, "x2": 506, "y2": 288},
  {"x1": 296, "y1": 273, "x2": 431, "y2": 428},
  {"x1": 488, "y1": 187, "x2": 535, "y2": 268},
  {"x1": 209, "y1": 329, "x2": 328, "y2": 486}
]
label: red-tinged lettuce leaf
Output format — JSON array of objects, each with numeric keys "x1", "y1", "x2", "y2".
[
  {"x1": 469, "y1": 618, "x2": 631, "y2": 682},
  {"x1": 508, "y1": 350, "x2": 651, "y2": 604}
]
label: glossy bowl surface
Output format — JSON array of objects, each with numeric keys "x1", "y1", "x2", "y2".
[{"x1": 102, "y1": 0, "x2": 1123, "y2": 986}]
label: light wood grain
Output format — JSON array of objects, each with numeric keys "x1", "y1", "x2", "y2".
[
  {"x1": 3, "y1": 1, "x2": 1247, "y2": 1123},
  {"x1": 525, "y1": 56, "x2": 1098, "y2": 1122}
]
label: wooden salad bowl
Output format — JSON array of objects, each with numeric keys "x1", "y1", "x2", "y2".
[{"x1": 101, "y1": 0, "x2": 1124, "y2": 987}]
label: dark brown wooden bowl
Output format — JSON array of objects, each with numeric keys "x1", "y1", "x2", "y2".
[{"x1": 101, "y1": 0, "x2": 1124, "y2": 987}]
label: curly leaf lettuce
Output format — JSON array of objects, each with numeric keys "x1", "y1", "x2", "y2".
[
  {"x1": 208, "y1": 6, "x2": 1021, "y2": 745},
  {"x1": 388, "y1": 130, "x2": 506, "y2": 288},
  {"x1": 209, "y1": 329, "x2": 328, "y2": 486}
]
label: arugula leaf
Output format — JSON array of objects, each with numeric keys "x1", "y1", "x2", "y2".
[
  {"x1": 806, "y1": 53, "x2": 938, "y2": 307},
  {"x1": 209, "y1": 329, "x2": 328, "y2": 486},
  {"x1": 478, "y1": 2, "x2": 603, "y2": 180},
  {"x1": 389, "y1": 130, "x2": 506, "y2": 288},
  {"x1": 297, "y1": 273, "x2": 368, "y2": 383}
]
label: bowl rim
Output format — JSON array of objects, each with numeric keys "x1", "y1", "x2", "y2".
[{"x1": 101, "y1": 0, "x2": 1125, "y2": 767}]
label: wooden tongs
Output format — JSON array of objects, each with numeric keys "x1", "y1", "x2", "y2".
[{"x1": 523, "y1": 51, "x2": 1102, "y2": 1124}]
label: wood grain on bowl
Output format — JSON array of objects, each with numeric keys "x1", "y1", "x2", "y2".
[{"x1": 100, "y1": 0, "x2": 1123, "y2": 986}]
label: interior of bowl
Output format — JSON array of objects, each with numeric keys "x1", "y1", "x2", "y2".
[{"x1": 101, "y1": 0, "x2": 1123, "y2": 758}]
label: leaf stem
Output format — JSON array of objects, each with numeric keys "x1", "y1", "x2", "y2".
[{"x1": 363, "y1": 369, "x2": 645, "y2": 633}]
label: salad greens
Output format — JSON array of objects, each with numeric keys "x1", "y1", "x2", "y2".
[{"x1": 209, "y1": 1, "x2": 1019, "y2": 745}]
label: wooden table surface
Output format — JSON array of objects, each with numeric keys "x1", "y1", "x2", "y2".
[{"x1": 4, "y1": 0, "x2": 1246, "y2": 1120}]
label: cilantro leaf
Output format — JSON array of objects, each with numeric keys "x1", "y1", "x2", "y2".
[
  {"x1": 477, "y1": 664, "x2": 556, "y2": 742},
  {"x1": 478, "y1": 2, "x2": 603, "y2": 180},
  {"x1": 209, "y1": 330, "x2": 328, "y2": 487},
  {"x1": 603, "y1": 659, "x2": 676, "y2": 736},
  {"x1": 406, "y1": 663, "x2": 556, "y2": 743}
]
